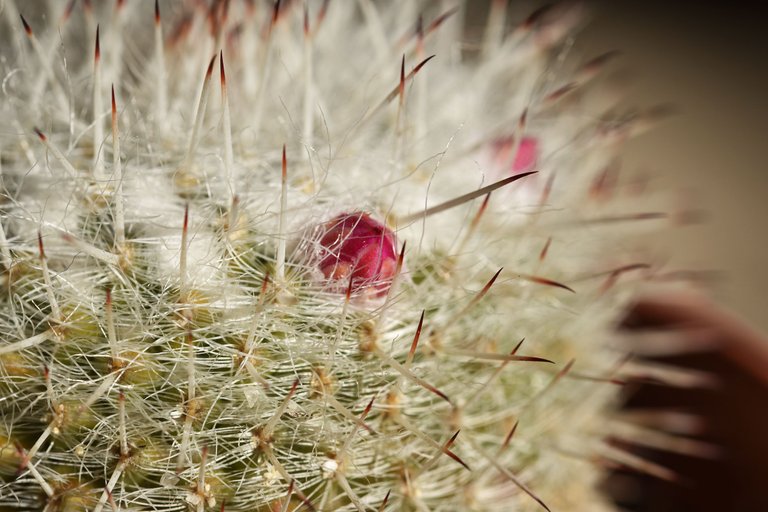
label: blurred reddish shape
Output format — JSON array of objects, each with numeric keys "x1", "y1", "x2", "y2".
[{"x1": 492, "y1": 136, "x2": 539, "y2": 174}]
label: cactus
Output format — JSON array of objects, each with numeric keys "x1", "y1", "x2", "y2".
[{"x1": 0, "y1": 1, "x2": 672, "y2": 511}]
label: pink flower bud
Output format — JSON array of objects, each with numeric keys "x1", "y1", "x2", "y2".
[{"x1": 317, "y1": 212, "x2": 398, "y2": 297}]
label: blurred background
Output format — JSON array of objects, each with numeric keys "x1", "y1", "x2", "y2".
[
  {"x1": 468, "y1": 2, "x2": 768, "y2": 509},
  {"x1": 571, "y1": 3, "x2": 768, "y2": 510},
  {"x1": 469, "y1": 0, "x2": 768, "y2": 331},
  {"x1": 577, "y1": 0, "x2": 768, "y2": 332}
]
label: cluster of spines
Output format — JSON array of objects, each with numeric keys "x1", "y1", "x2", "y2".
[{"x1": 0, "y1": 1, "x2": 689, "y2": 511}]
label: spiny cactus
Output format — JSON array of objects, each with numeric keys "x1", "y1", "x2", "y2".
[{"x1": 0, "y1": 1, "x2": 674, "y2": 510}]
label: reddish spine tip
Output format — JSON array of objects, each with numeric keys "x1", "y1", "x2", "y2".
[
  {"x1": 105, "y1": 286, "x2": 112, "y2": 307},
  {"x1": 205, "y1": 54, "x2": 216, "y2": 79},
  {"x1": 317, "y1": 0, "x2": 330, "y2": 27},
  {"x1": 447, "y1": 429, "x2": 461, "y2": 448},
  {"x1": 155, "y1": 0, "x2": 161, "y2": 24},
  {"x1": 428, "y1": 7, "x2": 459, "y2": 34},
  {"x1": 413, "y1": 54, "x2": 435, "y2": 74},
  {"x1": 379, "y1": 490, "x2": 391, "y2": 511},
  {"x1": 33, "y1": 128, "x2": 46, "y2": 141},
  {"x1": 303, "y1": 2, "x2": 309, "y2": 36},
  {"x1": 95, "y1": 25, "x2": 101, "y2": 61},
  {"x1": 288, "y1": 378, "x2": 299, "y2": 397},
  {"x1": 431, "y1": 385, "x2": 452, "y2": 405},
  {"x1": 396, "y1": 241, "x2": 406, "y2": 271},
  {"x1": 409, "y1": 311, "x2": 425, "y2": 357},
  {"x1": 545, "y1": 82, "x2": 578, "y2": 104},
  {"x1": 116, "y1": 0, "x2": 125, "y2": 11},
  {"x1": 345, "y1": 277, "x2": 353, "y2": 303},
  {"x1": 362, "y1": 396, "x2": 375, "y2": 417},
  {"x1": 260, "y1": 272, "x2": 271, "y2": 297},
  {"x1": 539, "y1": 237, "x2": 552, "y2": 262},
  {"x1": 205, "y1": 3, "x2": 217, "y2": 37},
  {"x1": 222, "y1": 0, "x2": 231, "y2": 23},
  {"x1": 539, "y1": 173, "x2": 556, "y2": 206},
  {"x1": 583, "y1": 50, "x2": 620, "y2": 74},
  {"x1": 526, "y1": 274, "x2": 575, "y2": 293},
  {"x1": 20, "y1": 15, "x2": 32, "y2": 36},
  {"x1": 446, "y1": 447, "x2": 471, "y2": 472},
  {"x1": 559, "y1": 359, "x2": 576, "y2": 379},
  {"x1": 519, "y1": 108, "x2": 528, "y2": 129},
  {"x1": 272, "y1": 0, "x2": 281, "y2": 24},
  {"x1": 37, "y1": 232, "x2": 45, "y2": 259},
  {"x1": 480, "y1": 192, "x2": 492, "y2": 213},
  {"x1": 523, "y1": 4, "x2": 551, "y2": 30},
  {"x1": 219, "y1": 50, "x2": 226, "y2": 87},
  {"x1": 111, "y1": 85, "x2": 117, "y2": 115},
  {"x1": 416, "y1": 14, "x2": 424, "y2": 41},
  {"x1": 502, "y1": 421, "x2": 519, "y2": 449},
  {"x1": 299, "y1": 493, "x2": 316, "y2": 512},
  {"x1": 399, "y1": 55, "x2": 405, "y2": 100},
  {"x1": 483, "y1": 268, "x2": 504, "y2": 294},
  {"x1": 62, "y1": 0, "x2": 76, "y2": 23},
  {"x1": 471, "y1": 192, "x2": 492, "y2": 229},
  {"x1": 183, "y1": 204, "x2": 189, "y2": 232},
  {"x1": 281, "y1": 144, "x2": 287, "y2": 181}
]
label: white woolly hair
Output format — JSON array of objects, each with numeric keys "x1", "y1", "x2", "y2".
[{"x1": 0, "y1": 1, "x2": 681, "y2": 511}]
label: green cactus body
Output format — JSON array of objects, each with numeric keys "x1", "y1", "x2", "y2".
[{"x1": 0, "y1": 1, "x2": 671, "y2": 510}]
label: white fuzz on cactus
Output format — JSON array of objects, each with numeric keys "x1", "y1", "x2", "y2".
[{"x1": 0, "y1": 1, "x2": 675, "y2": 510}]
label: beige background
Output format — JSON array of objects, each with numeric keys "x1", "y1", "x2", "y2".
[{"x1": 575, "y1": 1, "x2": 768, "y2": 331}]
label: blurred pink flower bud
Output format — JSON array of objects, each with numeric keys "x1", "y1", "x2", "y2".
[
  {"x1": 491, "y1": 135, "x2": 539, "y2": 174},
  {"x1": 318, "y1": 212, "x2": 398, "y2": 296}
]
